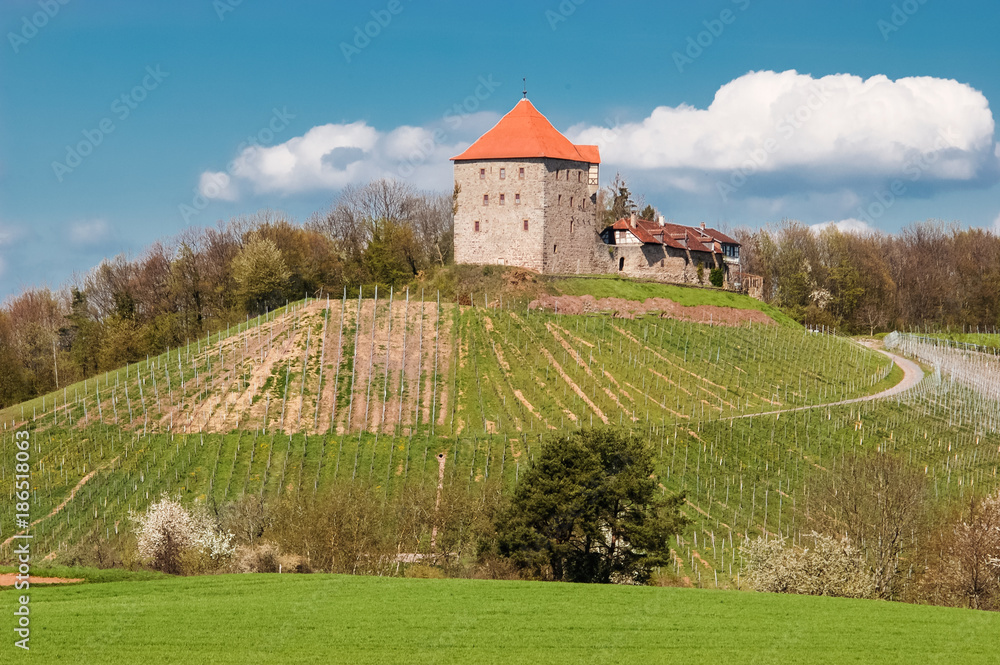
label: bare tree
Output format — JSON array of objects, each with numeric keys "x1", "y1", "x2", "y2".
[{"x1": 810, "y1": 452, "x2": 929, "y2": 599}]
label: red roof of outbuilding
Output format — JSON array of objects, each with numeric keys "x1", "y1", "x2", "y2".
[
  {"x1": 451, "y1": 99, "x2": 601, "y2": 164},
  {"x1": 606, "y1": 218, "x2": 741, "y2": 254}
]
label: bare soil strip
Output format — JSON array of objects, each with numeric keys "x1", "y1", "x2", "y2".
[{"x1": 529, "y1": 294, "x2": 776, "y2": 326}]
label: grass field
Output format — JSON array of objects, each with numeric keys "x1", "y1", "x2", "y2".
[
  {"x1": 19, "y1": 573, "x2": 1000, "y2": 664},
  {"x1": 550, "y1": 275, "x2": 798, "y2": 326}
]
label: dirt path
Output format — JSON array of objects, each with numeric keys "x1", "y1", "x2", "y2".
[
  {"x1": 1, "y1": 457, "x2": 117, "y2": 549},
  {"x1": 0, "y1": 573, "x2": 83, "y2": 586},
  {"x1": 729, "y1": 349, "x2": 923, "y2": 419}
]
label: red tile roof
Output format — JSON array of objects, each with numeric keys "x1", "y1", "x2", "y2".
[
  {"x1": 606, "y1": 217, "x2": 740, "y2": 254},
  {"x1": 451, "y1": 99, "x2": 601, "y2": 164}
]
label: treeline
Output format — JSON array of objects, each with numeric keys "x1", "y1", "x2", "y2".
[
  {"x1": 736, "y1": 220, "x2": 1000, "y2": 333},
  {"x1": 0, "y1": 179, "x2": 453, "y2": 409}
]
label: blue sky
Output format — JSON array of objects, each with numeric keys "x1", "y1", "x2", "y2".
[{"x1": 2, "y1": 0, "x2": 999, "y2": 299}]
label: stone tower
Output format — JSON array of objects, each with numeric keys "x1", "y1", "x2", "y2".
[{"x1": 451, "y1": 99, "x2": 601, "y2": 273}]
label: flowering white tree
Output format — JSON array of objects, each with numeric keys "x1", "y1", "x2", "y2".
[
  {"x1": 743, "y1": 532, "x2": 876, "y2": 599},
  {"x1": 132, "y1": 495, "x2": 234, "y2": 573}
]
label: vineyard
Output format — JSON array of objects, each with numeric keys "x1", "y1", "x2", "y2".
[{"x1": 3, "y1": 289, "x2": 1000, "y2": 588}]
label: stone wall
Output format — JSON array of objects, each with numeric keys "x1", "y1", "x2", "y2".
[
  {"x1": 453, "y1": 158, "x2": 546, "y2": 270},
  {"x1": 539, "y1": 158, "x2": 608, "y2": 274},
  {"x1": 611, "y1": 245, "x2": 731, "y2": 286},
  {"x1": 453, "y1": 157, "x2": 611, "y2": 274}
]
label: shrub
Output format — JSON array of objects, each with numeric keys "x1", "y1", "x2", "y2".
[
  {"x1": 131, "y1": 494, "x2": 235, "y2": 574},
  {"x1": 709, "y1": 267, "x2": 724, "y2": 288},
  {"x1": 235, "y1": 542, "x2": 282, "y2": 573},
  {"x1": 742, "y1": 532, "x2": 876, "y2": 599}
]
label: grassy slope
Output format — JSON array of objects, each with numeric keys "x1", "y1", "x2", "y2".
[
  {"x1": 25, "y1": 574, "x2": 999, "y2": 664},
  {"x1": 550, "y1": 276, "x2": 797, "y2": 327}
]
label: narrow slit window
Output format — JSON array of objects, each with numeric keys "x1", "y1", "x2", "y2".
[
  {"x1": 515, "y1": 193, "x2": 521, "y2": 205},
  {"x1": 499, "y1": 168, "x2": 506, "y2": 179},
  {"x1": 483, "y1": 194, "x2": 489, "y2": 206},
  {"x1": 479, "y1": 168, "x2": 485, "y2": 180},
  {"x1": 523, "y1": 219, "x2": 529, "y2": 231},
  {"x1": 499, "y1": 194, "x2": 505, "y2": 205},
  {"x1": 474, "y1": 220, "x2": 480, "y2": 232},
  {"x1": 519, "y1": 167, "x2": 525, "y2": 179}
]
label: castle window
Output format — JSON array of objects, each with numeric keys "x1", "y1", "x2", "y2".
[
  {"x1": 499, "y1": 194, "x2": 505, "y2": 205},
  {"x1": 480, "y1": 168, "x2": 485, "y2": 180},
  {"x1": 474, "y1": 220, "x2": 480, "y2": 232},
  {"x1": 500, "y1": 168, "x2": 506, "y2": 179},
  {"x1": 523, "y1": 219, "x2": 529, "y2": 231},
  {"x1": 578, "y1": 171, "x2": 582, "y2": 182},
  {"x1": 553, "y1": 244, "x2": 558, "y2": 254},
  {"x1": 558, "y1": 194, "x2": 562, "y2": 205},
  {"x1": 570, "y1": 196, "x2": 574, "y2": 209},
  {"x1": 483, "y1": 194, "x2": 489, "y2": 206},
  {"x1": 569, "y1": 220, "x2": 574, "y2": 233},
  {"x1": 555, "y1": 170, "x2": 559, "y2": 180},
  {"x1": 515, "y1": 193, "x2": 521, "y2": 205},
  {"x1": 519, "y1": 167, "x2": 525, "y2": 179}
]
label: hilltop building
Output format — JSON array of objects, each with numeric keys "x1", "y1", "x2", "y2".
[{"x1": 451, "y1": 98, "x2": 743, "y2": 288}]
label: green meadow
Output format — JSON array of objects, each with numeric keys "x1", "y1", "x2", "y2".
[{"x1": 18, "y1": 574, "x2": 1000, "y2": 664}]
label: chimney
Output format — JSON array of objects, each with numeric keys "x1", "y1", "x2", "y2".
[
  {"x1": 700, "y1": 221, "x2": 706, "y2": 231},
  {"x1": 630, "y1": 212, "x2": 638, "y2": 227},
  {"x1": 658, "y1": 215, "x2": 666, "y2": 227}
]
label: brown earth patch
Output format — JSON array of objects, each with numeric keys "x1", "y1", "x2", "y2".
[
  {"x1": 0, "y1": 574, "x2": 83, "y2": 586},
  {"x1": 529, "y1": 295, "x2": 774, "y2": 326}
]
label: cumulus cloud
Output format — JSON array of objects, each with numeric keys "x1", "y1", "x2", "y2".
[
  {"x1": 810, "y1": 218, "x2": 878, "y2": 235},
  {"x1": 568, "y1": 70, "x2": 998, "y2": 197},
  {"x1": 199, "y1": 112, "x2": 500, "y2": 199},
  {"x1": 68, "y1": 219, "x2": 113, "y2": 247}
]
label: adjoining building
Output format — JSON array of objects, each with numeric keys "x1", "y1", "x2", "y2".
[
  {"x1": 452, "y1": 98, "x2": 743, "y2": 289},
  {"x1": 602, "y1": 214, "x2": 740, "y2": 287}
]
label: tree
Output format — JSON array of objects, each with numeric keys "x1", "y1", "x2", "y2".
[
  {"x1": 231, "y1": 232, "x2": 291, "y2": 313},
  {"x1": 493, "y1": 428, "x2": 688, "y2": 584},
  {"x1": 743, "y1": 532, "x2": 876, "y2": 598},
  {"x1": 599, "y1": 172, "x2": 638, "y2": 226},
  {"x1": 924, "y1": 491, "x2": 1000, "y2": 610},
  {"x1": 132, "y1": 495, "x2": 234, "y2": 574},
  {"x1": 809, "y1": 452, "x2": 928, "y2": 599}
]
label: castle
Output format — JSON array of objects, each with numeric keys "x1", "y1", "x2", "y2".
[{"x1": 452, "y1": 98, "x2": 743, "y2": 289}]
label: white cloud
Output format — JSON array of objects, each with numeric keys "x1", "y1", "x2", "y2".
[
  {"x1": 198, "y1": 171, "x2": 239, "y2": 201},
  {"x1": 0, "y1": 222, "x2": 15, "y2": 279},
  {"x1": 199, "y1": 112, "x2": 500, "y2": 200},
  {"x1": 568, "y1": 70, "x2": 998, "y2": 197},
  {"x1": 810, "y1": 218, "x2": 878, "y2": 236},
  {"x1": 68, "y1": 219, "x2": 112, "y2": 247}
]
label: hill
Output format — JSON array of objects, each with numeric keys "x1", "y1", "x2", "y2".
[{"x1": 22, "y1": 573, "x2": 1000, "y2": 663}]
